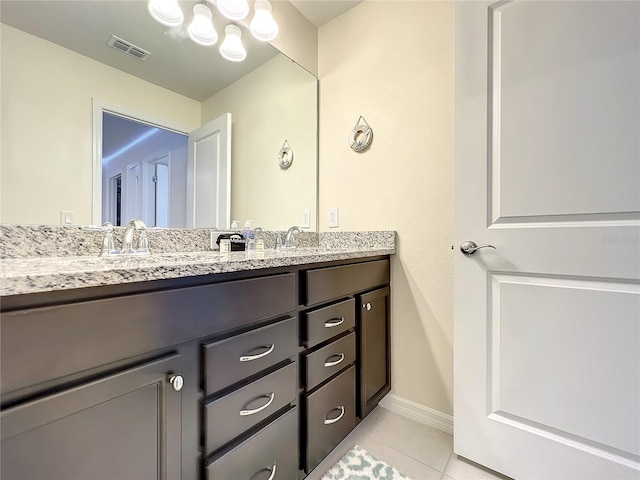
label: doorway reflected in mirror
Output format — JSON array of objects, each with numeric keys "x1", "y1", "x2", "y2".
[{"x1": 102, "y1": 112, "x2": 188, "y2": 227}]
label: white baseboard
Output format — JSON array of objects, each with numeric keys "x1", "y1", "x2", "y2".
[{"x1": 378, "y1": 393, "x2": 454, "y2": 436}]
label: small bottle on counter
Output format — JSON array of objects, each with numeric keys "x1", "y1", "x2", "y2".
[
  {"x1": 230, "y1": 220, "x2": 239, "y2": 231},
  {"x1": 242, "y1": 220, "x2": 255, "y2": 252}
]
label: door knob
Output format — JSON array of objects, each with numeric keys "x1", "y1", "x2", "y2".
[
  {"x1": 168, "y1": 374, "x2": 184, "y2": 392},
  {"x1": 460, "y1": 240, "x2": 496, "y2": 255}
]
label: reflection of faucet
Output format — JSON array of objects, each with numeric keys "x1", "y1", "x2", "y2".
[
  {"x1": 121, "y1": 219, "x2": 150, "y2": 255},
  {"x1": 284, "y1": 226, "x2": 301, "y2": 249}
]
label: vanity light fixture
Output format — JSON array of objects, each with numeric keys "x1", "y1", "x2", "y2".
[
  {"x1": 147, "y1": 0, "x2": 278, "y2": 61},
  {"x1": 188, "y1": 4, "x2": 218, "y2": 46},
  {"x1": 148, "y1": 0, "x2": 184, "y2": 27},
  {"x1": 217, "y1": 0, "x2": 250, "y2": 22},
  {"x1": 250, "y1": 0, "x2": 278, "y2": 41},
  {"x1": 219, "y1": 24, "x2": 247, "y2": 62}
]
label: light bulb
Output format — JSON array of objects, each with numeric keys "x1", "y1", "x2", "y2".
[
  {"x1": 250, "y1": 0, "x2": 278, "y2": 41},
  {"x1": 217, "y1": 0, "x2": 249, "y2": 21},
  {"x1": 148, "y1": 0, "x2": 183, "y2": 27},
  {"x1": 219, "y1": 24, "x2": 246, "y2": 62},
  {"x1": 188, "y1": 4, "x2": 218, "y2": 46}
]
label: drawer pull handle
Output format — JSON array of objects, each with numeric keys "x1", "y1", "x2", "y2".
[
  {"x1": 240, "y1": 344, "x2": 275, "y2": 362},
  {"x1": 240, "y1": 392, "x2": 275, "y2": 416},
  {"x1": 324, "y1": 406, "x2": 345, "y2": 425},
  {"x1": 324, "y1": 317, "x2": 345, "y2": 328},
  {"x1": 324, "y1": 353, "x2": 345, "y2": 368},
  {"x1": 251, "y1": 462, "x2": 277, "y2": 480}
]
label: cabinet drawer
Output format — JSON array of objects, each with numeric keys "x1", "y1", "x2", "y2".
[
  {"x1": 203, "y1": 317, "x2": 298, "y2": 395},
  {"x1": 305, "y1": 366, "x2": 356, "y2": 472},
  {"x1": 304, "y1": 298, "x2": 355, "y2": 348},
  {"x1": 304, "y1": 259, "x2": 389, "y2": 306},
  {"x1": 204, "y1": 361, "x2": 296, "y2": 455},
  {"x1": 206, "y1": 407, "x2": 297, "y2": 480},
  {"x1": 305, "y1": 332, "x2": 356, "y2": 391}
]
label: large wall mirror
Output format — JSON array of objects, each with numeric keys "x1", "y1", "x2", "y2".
[{"x1": 0, "y1": 0, "x2": 318, "y2": 231}]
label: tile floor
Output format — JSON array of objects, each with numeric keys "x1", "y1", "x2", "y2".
[{"x1": 305, "y1": 406, "x2": 513, "y2": 480}]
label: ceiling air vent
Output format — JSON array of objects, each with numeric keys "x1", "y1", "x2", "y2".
[{"x1": 107, "y1": 35, "x2": 150, "y2": 61}]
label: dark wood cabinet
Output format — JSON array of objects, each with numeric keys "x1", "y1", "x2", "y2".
[
  {"x1": 1, "y1": 255, "x2": 391, "y2": 479},
  {"x1": 300, "y1": 258, "x2": 391, "y2": 474},
  {"x1": 1, "y1": 354, "x2": 182, "y2": 480},
  {"x1": 358, "y1": 286, "x2": 391, "y2": 418}
]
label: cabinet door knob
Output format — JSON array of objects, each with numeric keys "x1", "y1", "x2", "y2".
[
  {"x1": 168, "y1": 374, "x2": 184, "y2": 392},
  {"x1": 363, "y1": 302, "x2": 372, "y2": 310}
]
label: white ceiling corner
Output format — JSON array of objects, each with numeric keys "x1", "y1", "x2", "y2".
[{"x1": 288, "y1": 0, "x2": 363, "y2": 28}]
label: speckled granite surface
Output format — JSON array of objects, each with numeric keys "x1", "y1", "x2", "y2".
[
  {"x1": 0, "y1": 225, "x2": 396, "y2": 296},
  {"x1": 0, "y1": 225, "x2": 321, "y2": 258}
]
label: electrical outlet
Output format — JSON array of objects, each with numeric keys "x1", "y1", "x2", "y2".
[
  {"x1": 301, "y1": 210, "x2": 311, "y2": 229},
  {"x1": 60, "y1": 210, "x2": 75, "y2": 225},
  {"x1": 328, "y1": 208, "x2": 339, "y2": 228}
]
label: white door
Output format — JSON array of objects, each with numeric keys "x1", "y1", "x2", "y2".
[
  {"x1": 187, "y1": 113, "x2": 231, "y2": 229},
  {"x1": 454, "y1": 2, "x2": 640, "y2": 479},
  {"x1": 125, "y1": 163, "x2": 141, "y2": 224}
]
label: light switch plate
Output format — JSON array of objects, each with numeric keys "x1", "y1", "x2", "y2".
[
  {"x1": 328, "y1": 208, "x2": 339, "y2": 228},
  {"x1": 301, "y1": 210, "x2": 311, "y2": 228}
]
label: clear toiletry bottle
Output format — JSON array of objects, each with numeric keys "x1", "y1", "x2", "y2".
[
  {"x1": 230, "y1": 220, "x2": 239, "y2": 231},
  {"x1": 242, "y1": 220, "x2": 255, "y2": 252}
]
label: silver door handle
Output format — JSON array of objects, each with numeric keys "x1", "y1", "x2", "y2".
[
  {"x1": 324, "y1": 353, "x2": 345, "y2": 368},
  {"x1": 324, "y1": 406, "x2": 345, "y2": 425},
  {"x1": 240, "y1": 392, "x2": 275, "y2": 416},
  {"x1": 239, "y1": 344, "x2": 275, "y2": 362},
  {"x1": 251, "y1": 462, "x2": 277, "y2": 480},
  {"x1": 324, "y1": 317, "x2": 345, "y2": 328},
  {"x1": 460, "y1": 240, "x2": 496, "y2": 255}
]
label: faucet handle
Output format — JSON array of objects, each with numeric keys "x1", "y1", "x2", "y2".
[
  {"x1": 99, "y1": 222, "x2": 116, "y2": 257},
  {"x1": 137, "y1": 231, "x2": 151, "y2": 256}
]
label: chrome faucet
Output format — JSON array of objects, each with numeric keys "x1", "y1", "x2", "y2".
[
  {"x1": 121, "y1": 219, "x2": 150, "y2": 255},
  {"x1": 284, "y1": 226, "x2": 301, "y2": 249}
]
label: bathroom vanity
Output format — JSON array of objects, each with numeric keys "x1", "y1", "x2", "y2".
[{"x1": 0, "y1": 232, "x2": 394, "y2": 479}]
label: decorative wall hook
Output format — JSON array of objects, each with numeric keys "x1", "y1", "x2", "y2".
[
  {"x1": 278, "y1": 140, "x2": 294, "y2": 169},
  {"x1": 348, "y1": 116, "x2": 373, "y2": 152}
]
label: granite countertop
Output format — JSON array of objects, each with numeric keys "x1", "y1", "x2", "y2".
[{"x1": 0, "y1": 244, "x2": 395, "y2": 297}]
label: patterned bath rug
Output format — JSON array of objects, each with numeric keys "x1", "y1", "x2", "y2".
[{"x1": 320, "y1": 444, "x2": 412, "y2": 480}]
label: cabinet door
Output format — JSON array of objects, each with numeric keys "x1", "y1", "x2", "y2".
[
  {"x1": 1, "y1": 354, "x2": 182, "y2": 480},
  {"x1": 358, "y1": 286, "x2": 391, "y2": 418}
]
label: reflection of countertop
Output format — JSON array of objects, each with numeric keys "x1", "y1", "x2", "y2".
[{"x1": 0, "y1": 246, "x2": 395, "y2": 297}]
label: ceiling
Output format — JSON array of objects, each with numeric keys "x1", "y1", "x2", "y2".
[{"x1": 289, "y1": 0, "x2": 363, "y2": 27}]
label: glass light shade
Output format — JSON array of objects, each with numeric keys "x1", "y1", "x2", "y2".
[
  {"x1": 217, "y1": 0, "x2": 249, "y2": 21},
  {"x1": 148, "y1": 0, "x2": 184, "y2": 26},
  {"x1": 188, "y1": 4, "x2": 218, "y2": 46},
  {"x1": 219, "y1": 24, "x2": 246, "y2": 62},
  {"x1": 250, "y1": 0, "x2": 278, "y2": 41}
]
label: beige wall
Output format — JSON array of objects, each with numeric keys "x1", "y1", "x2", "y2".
[
  {"x1": 202, "y1": 54, "x2": 317, "y2": 231},
  {"x1": 0, "y1": 24, "x2": 201, "y2": 225},
  {"x1": 269, "y1": 0, "x2": 318, "y2": 76},
  {"x1": 318, "y1": 1, "x2": 455, "y2": 414}
]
